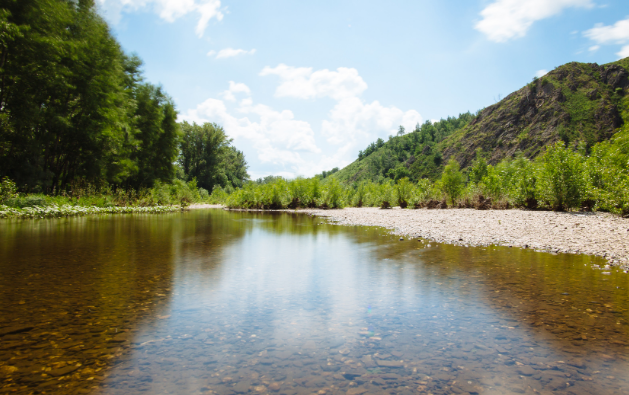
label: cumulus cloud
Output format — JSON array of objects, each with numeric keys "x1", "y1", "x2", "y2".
[
  {"x1": 180, "y1": 88, "x2": 320, "y2": 168},
  {"x1": 261, "y1": 64, "x2": 421, "y2": 153},
  {"x1": 584, "y1": 17, "x2": 629, "y2": 58},
  {"x1": 220, "y1": 81, "x2": 251, "y2": 102},
  {"x1": 183, "y1": 66, "x2": 422, "y2": 177},
  {"x1": 322, "y1": 98, "x2": 422, "y2": 148},
  {"x1": 475, "y1": 0, "x2": 594, "y2": 42},
  {"x1": 209, "y1": 48, "x2": 256, "y2": 59},
  {"x1": 535, "y1": 69, "x2": 548, "y2": 77},
  {"x1": 96, "y1": 0, "x2": 223, "y2": 37},
  {"x1": 260, "y1": 64, "x2": 368, "y2": 100}
]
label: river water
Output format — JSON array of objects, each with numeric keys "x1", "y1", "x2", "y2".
[{"x1": 0, "y1": 209, "x2": 628, "y2": 395}]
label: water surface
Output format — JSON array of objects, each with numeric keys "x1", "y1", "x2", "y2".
[{"x1": 1, "y1": 209, "x2": 628, "y2": 395}]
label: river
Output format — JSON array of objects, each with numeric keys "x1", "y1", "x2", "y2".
[{"x1": 1, "y1": 209, "x2": 628, "y2": 394}]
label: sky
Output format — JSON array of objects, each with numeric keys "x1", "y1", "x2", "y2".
[{"x1": 96, "y1": 0, "x2": 629, "y2": 180}]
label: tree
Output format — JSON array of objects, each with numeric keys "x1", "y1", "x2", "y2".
[
  {"x1": 127, "y1": 83, "x2": 180, "y2": 189},
  {"x1": 536, "y1": 141, "x2": 585, "y2": 210},
  {"x1": 179, "y1": 122, "x2": 249, "y2": 192},
  {"x1": 468, "y1": 148, "x2": 488, "y2": 184},
  {"x1": 440, "y1": 158, "x2": 464, "y2": 205},
  {"x1": 0, "y1": 0, "x2": 135, "y2": 191},
  {"x1": 0, "y1": 0, "x2": 185, "y2": 192}
]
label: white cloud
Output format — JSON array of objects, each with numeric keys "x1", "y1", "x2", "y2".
[
  {"x1": 220, "y1": 81, "x2": 251, "y2": 102},
  {"x1": 475, "y1": 0, "x2": 594, "y2": 42},
  {"x1": 322, "y1": 97, "x2": 422, "y2": 149},
  {"x1": 182, "y1": 66, "x2": 422, "y2": 178},
  {"x1": 210, "y1": 48, "x2": 257, "y2": 59},
  {"x1": 584, "y1": 17, "x2": 629, "y2": 58},
  {"x1": 260, "y1": 64, "x2": 368, "y2": 100},
  {"x1": 261, "y1": 64, "x2": 421, "y2": 160},
  {"x1": 180, "y1": 90, "x2": 320, "y2": 168},
  {"x1": 535, "y1": 69, "x2": 548, "y2": 77},
  {"x1": 588, "y1": 45, "x2": 600, "y2": 51},
  {"x1": 96, "y1": 0, "x2": 223, "y2": 37}
]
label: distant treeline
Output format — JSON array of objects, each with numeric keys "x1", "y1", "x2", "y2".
[
  {"x1": 212, "y1": 124, "x2": 629, "y2": 215},
  {"x1": 0, "y1": 0, "x2": 248, "y2": 195}
]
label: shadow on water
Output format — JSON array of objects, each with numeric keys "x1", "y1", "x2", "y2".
[{"x1": 0, "y1": 210, "x2": 628, "y2": 395}]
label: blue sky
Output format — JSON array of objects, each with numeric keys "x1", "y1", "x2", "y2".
[{"x1": 97, "y1": 0, "x2": 629, "y2": 179}]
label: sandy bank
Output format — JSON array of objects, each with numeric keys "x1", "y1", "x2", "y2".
[
  {"x1": 303, "y1": 207, "x2": 629, "y2": 270},
  {"x1": 187, "y1": 204, "x2": 224, "y2": 209}
]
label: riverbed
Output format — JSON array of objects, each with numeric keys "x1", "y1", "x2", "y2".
[{"x1": 1, "y1": 209, "x2": 628, "y2": 394}]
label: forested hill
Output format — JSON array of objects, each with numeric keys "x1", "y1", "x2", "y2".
[
  {"x1": 333, "y1": 113, "x2": 475, "y2": 183},
  {"x1": 333, "y1": 57, "x2": 629, "y2": 183}
]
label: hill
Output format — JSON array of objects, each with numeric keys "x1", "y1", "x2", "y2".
[{"x1": 333, "y1": 58, "x2": 629, "y2": 184}]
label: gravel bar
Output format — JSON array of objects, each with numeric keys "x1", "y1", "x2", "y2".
[{"x1": 303, "y1": 207, "x2": 629, "y2": 270}]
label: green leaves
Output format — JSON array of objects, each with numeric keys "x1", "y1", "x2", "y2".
[
  {"x1": 441, "y1": 158, "x2": 464, "y2": 204},
  {"x1": 536, "y1": 141, "x2": 585, "y2": 211},
  {"x1": 0, "y1": 0, "x2": 183, "y2": 193},
  {"x1": 178, "y1": 121, "x2": 249, "y2": 192}
]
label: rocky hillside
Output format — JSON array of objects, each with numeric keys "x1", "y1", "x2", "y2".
[
  {"x1": 333, "y1": 57, "x2": 629, "y2": 183},
  {"x1": 443, "y1": 58, "x2": 629, "y2": 168}
]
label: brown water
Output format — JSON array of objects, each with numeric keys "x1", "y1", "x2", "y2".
[{"x1": 0, "y1": 209, "x2": 628, "y2": 395}]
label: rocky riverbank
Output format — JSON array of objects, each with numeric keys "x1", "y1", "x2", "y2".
[{"x1": 303, "y1": 207, "x2": 629, "y2": 270}]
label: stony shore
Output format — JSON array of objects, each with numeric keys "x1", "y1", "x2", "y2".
[
  {"x1": 188, "y1": 203, "x2": 224, "y2": 209},
  {"x1": 302, "y1": 207, "x2": 629, "y2": 270}
]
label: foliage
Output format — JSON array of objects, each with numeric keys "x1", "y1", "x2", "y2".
[
  {"x1": 584, "y1": 97, "x2": 629, "y2": 215},
  {"x1": 535, "y1": 141, "x2": 585, "y2": 210},
  {"x1": 335, "y1": 113, "x2": 475, "y2": 183},
  {"x1": 220, "y1": 124, "x2": 629, "y2": 216},
  {"x1": 179, "y1": 122, "x2": 249, "y2": 192},
  {"x1": 0, "y1": 176, "x2": 17, "y2": 202},
  {"x1": 0, "y1": 0, "x2": 190, "y2": 193},
  {"x1": 440, "y1": 158, "x2": 464, "y2": 204}
]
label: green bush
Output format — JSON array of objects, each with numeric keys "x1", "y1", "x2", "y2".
[
  {"x1": 440, "y1": 158, "x2": 464, "y2": 205},
  {"x1": 536, "y1": 141, "x2": 585, "y2": 210},
  {"x1": 0, "y1": 177, "x2": 17, "y2": 202},
  {"x1": 395, "y1": 177, "x2": 413, "y2": 208},
  {"x1": 507, "y1": 155, "x2": 537, "y2": 208},
  {"x1": 585, "y1": 127, "x2": 629, "y2": 214},
  {"x1": 321, "y1": 178, "x2": 344, "y2": 208}
]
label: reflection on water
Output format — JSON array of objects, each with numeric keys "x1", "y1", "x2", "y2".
[{"x1": 1, "y1": 210, "x2": 628, "y2": 395}]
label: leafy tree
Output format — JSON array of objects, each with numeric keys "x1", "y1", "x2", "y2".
[
  {"x1": 0, "y1": 0, "x2": 133, "y2": 191},
  {"x1": 127, "y1": 83, "x2": 180, "y2": 188},
  {"x1": 468, "y1": 148, "x2": 488, "y2": 184},
  {"x1": 178, "y1": 121, "x2": 249, "y2": 192},
  {"x1": 440, "y1": 158, "x2": 464, "y2": 204},
  {"x1": 536, "y1": 141, "x2": 585, "y2": 210}
]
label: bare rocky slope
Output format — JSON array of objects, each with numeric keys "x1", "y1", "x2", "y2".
[{"x1": 443, "y1": 59, "x2": 629, "y2": 168}]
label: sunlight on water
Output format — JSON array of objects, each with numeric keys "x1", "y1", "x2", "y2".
[{"x1": 1, "y1": 210, "x2": 628, "y2": 395}]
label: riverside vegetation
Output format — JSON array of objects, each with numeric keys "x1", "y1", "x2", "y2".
[{"x1": 213, "y1": 128, "x2": 629, "y2": 215}]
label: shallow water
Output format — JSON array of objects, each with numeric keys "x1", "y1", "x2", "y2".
[{"x1": 1, "y1": 209, "x2": 628, "y2": 395}]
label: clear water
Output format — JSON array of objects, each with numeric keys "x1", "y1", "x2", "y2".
[{"x1": 1, "y1": 209, "x2": 628, "y2": 395}]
